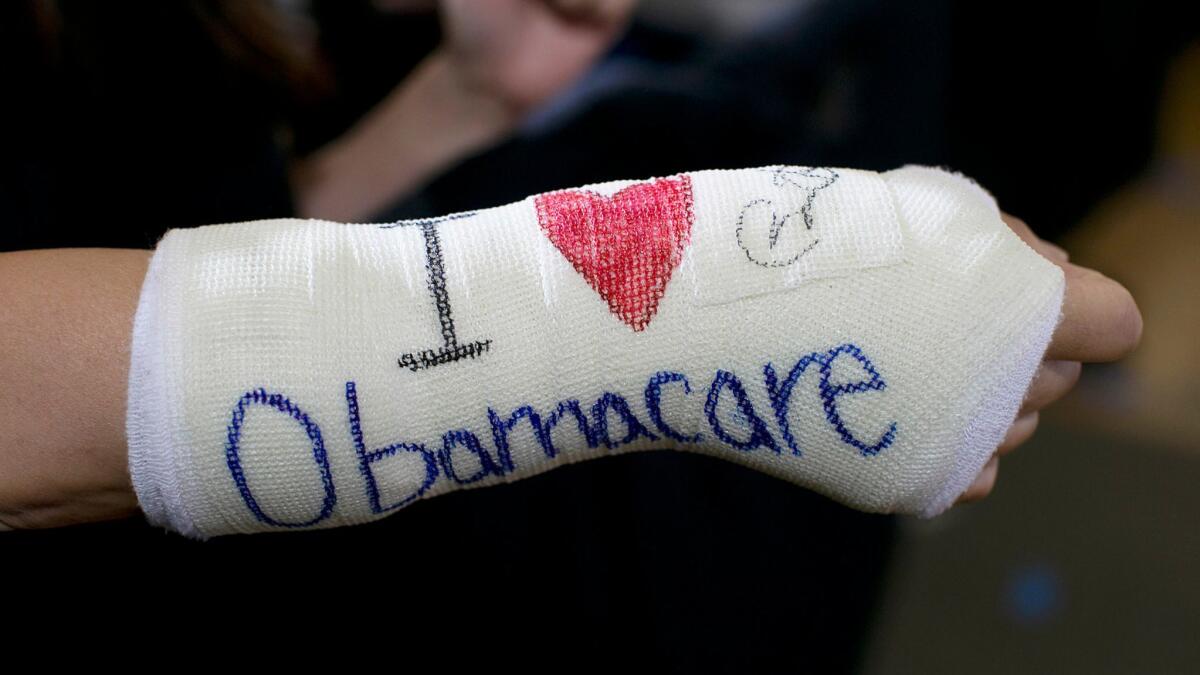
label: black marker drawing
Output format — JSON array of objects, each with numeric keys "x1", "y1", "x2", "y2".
[
  {"x1": 382, "y1": 212, "x2": 493, "y2": 372},
  {"x1": 735, "y1": 167, "x2": 839, "y2": 268}
]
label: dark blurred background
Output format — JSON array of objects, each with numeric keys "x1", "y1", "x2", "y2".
[{"x1": 1, "y1": 1, "x2": 1196, "y2": 672}]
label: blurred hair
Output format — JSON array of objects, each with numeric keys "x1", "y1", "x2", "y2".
[{"x1": 26, "y1": 0, "x2": 332, "y2": 103}]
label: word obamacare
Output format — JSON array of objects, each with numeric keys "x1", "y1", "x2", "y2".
[{"x1": 224, "y1": 343, "x2": 900, "y2": 529}]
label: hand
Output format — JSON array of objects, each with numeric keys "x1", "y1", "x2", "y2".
[
  {"x1": 295, "y1": 0, "x2": 637, "y2": 222},
  {"x1": 438, "y1": 0, "x2": 637, "y2": 118},
  {"x1": 954, "y1": 213, "x2": 1143, "y2": 504}
]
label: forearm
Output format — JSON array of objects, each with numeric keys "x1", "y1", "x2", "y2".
[
  {"x1": 0, "y1": 248, "x2": 150, "y2": 529},
  {"x1": 122, "y1": 166, "x2": 1070, "y2": 539},
  {"x1": 291, "y1": 49, "x2": 519, "y2": 223},
  {"x1": 0, "y1": 168, "x2": 1138, "y2": 537}
]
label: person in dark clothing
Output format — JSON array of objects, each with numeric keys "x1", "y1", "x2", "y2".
[{"x1": 0, "y1": 1, "x2": 1164, "y2": 672}]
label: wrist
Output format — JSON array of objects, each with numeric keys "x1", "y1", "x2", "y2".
[
  {"x1": 417, "y1": 47, "x2": 524, "y2": 144},
  {"x1": 293, "y1": 49, "x2": 520, "y2": 222},
  {"x1": 427, "y1": 47, "x2": 527, "y2": 134},
  {"x1": 126, "y1": 165, "x2": 1066, "y2": 539}
]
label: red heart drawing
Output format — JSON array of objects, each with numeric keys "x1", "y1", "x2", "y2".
[{"x1": 535, "y1": 175, "x2": 694, "y2": 331}]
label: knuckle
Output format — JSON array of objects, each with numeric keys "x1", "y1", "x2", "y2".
[
  {"x1": 1061, "y1": 359, "x2": 1084, "y2": 387},
  {"x1": 1001, "y1": 211, "x2": 1027, "y2": 228},
  {"x1": 971, "y1": 479, "x2": 996, "y2": 501},
  {"x1": 964, "y1": 457, "x2": 1001, "y2": 502}
]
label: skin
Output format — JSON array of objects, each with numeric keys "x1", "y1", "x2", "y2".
[
  {"x1": 0, "y1": 0, "x2": 638, "y2": 530},
  {"x1": 294, "y1": 0, "x2": 637, "y2": 222},
  {"x1": 0, "y1": 248, "x2": 151, "y2": 530},
  {"x1": 0, "y1": 1, "x2": 1143, "y2": 528},
  {"x1": 0, "y1": 213, "x2": 1142, "y2": 530},
  {"x1": 954, "y1": 214, "x2": 1143, "y2": 503}
]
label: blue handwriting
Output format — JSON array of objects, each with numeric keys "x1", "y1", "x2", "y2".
[{"x1": 222, "y1": 343, "x2": 898, "y2": 527}]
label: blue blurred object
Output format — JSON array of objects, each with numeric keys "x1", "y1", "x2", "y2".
[{"x1": 1004, "y1": 563, "x2": 1064, "y2": 627}]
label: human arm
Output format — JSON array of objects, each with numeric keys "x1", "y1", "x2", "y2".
[
  {"x1": 291, "y1": 0, "x2": 637, "y2": 222},
  {"x1": 956, "y1": 213, "x2": 1143, "y2": 503},
  {"x1": 0, "y1": 204, "x2": 1142, "y2": 532},
  {"x1": 0, "y1": 248, "x2": 151, "y2": 529}
]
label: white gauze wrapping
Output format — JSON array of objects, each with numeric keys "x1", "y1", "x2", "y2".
[{"x1": 126, "y1": 165, "x2": 1065, "y2": 540}]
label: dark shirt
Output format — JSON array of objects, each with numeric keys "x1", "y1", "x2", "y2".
[{"x1": 13, "y1": 0, "x2": 1185, "y2": 669}]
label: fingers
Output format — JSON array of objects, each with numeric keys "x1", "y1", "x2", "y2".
[
  {"x1": 1001, "y1": 212, "x2": 1039, "y2": 247},
  {"x1": 1020, "y1": 359, "x2": 1083, "y2": 415},
  {"x1": 997, "y1": 411, "x2": 1039, "y2": 456},
  {"x1": 952, "y1": 211, "x2": 1137, "y2": 511},
  {"x1": 1046, "y1": 262, "x2": 1144, "y2": 362},
  {"x1": 956, "y1": 455, "x2": 1000, "y2": 504},
  {"x1": 1000, "y1": 212, "x2": 1068, "y2": 264},
  {"x1": 1041, "y1": 240, "x2": 1069, "y2": 263},
  {"x1": 953, "y1": 409, "x2": 1040, "y2": 506},
  {"x1": 999, "y1": 212, "x2": 1143, "y2": 363}
]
